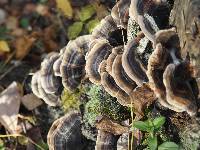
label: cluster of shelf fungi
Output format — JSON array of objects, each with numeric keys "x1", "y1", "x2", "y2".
[{"x1": 31, "y1": 0, "x2": 200, "y2": 149}]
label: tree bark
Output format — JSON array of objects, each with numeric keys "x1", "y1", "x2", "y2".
[{"x1": 170, "y1": 0, "x2": 200, "y2": 94}]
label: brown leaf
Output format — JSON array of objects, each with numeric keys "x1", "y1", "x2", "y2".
[
  {"x1": 0, "y1": 82, "x2": 21, "y2": 133},
  {"x1": 15, "y1": 33, "x2": 39, "y2": 59},
  {"x1": 95, "y1": 116, "x2": 129, "y2": 135},
  {"x1": 21, "y1": 94, "x2": 43, "y2": 110},
  {"x1": 43, "y1": 26, "x2": 58, "y2": 52}
]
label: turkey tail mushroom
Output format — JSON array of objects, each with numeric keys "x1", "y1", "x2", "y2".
[
  {"x1": 92, "y1": 15, "x2": 118, "y2": 40},
  {"x1": 85, "y1": 39, "x2": 112, "y2": 84},
  {"x1": 111, "y1": 0, "x2": 131, "y2": 28},
  {"x1": 122, "y1": 37, "x2": 148, "y2": 86},
  {"x1": 106, "y1": 46, "x2": 123, "y2": 76},
  {"x1": 47, "y1": 111, "x2": 87, "y2": 150},
  {"x1": 99, "y1": 61, "x2": 131, "y2": 106},
  {"x1": 112, "y1": 54, "x2": 137, "y2": 94},
  {"x1": 163, "y1": 63, "x2": 198, "y2": 116},
  {"x1": 147, "y1": 28, "x2": 199, "y2": 115},
  {"x1": 32, "y1": 71, "x2": 60, "y2": 106},
  {"x1": 95, "y1": 130, "x2": 120, "y2": 150},
  {"x1": 40, "y1": 53, "x2": 61, "y2": 94}
]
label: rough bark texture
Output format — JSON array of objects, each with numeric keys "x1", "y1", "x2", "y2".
[{"x1": 170, "y1": 0, "x2": 200, "y2": 94}]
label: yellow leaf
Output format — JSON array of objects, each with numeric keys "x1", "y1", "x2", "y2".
[
  {"x1": 56, "y1": 0, "x2": 73, "y2": 18},
  {"x1": 0, "y1": 40, "x2": 10, "y2": 52}
]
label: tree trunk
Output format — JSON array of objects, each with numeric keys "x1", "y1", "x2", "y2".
[{"x1": 170, "y1": 0, "x2": 200, "y2": 95}]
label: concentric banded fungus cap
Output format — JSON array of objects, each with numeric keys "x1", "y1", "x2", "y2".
[
  {"x1": 37, "y1": 75, "x2": 60, "y2": 106},
  {"x1": 92, "y1": 15, "x2": 118, "y2": 40},
  {"x1": 129, "y1": 0, "x2": 160, "y2": 42},
  {"x1": 106, "y1": 46, "x2": 123, "y2": 76},
  {"x1": 146, "y1": 43, "x2": 173, "y2": 109},
  {"x1": 95, "y1": 130, "x2": 120, "y2": 150},
  {"x1": 85, "y1": 39, "x2": 112, "y2": 84},
  {"x1": 112, "y1": 54, "x2": 137, "y2": 94},
  {"x1": 31, "y1": 71, "x2": 42, "y2": 98},
  {"x1": 99, "y1": 61, "x2": 131, "y2": 106},
  {"x1": 67, "y1": 35, "x2": 93, "y2": 55},
  {"x1": 122, "y1": 37, "x2": 148, "y2": 86},
  {"x1": 111, "y1": 0, "x2": 131, "y2": 28},
  {"x1": 40, "y1": 52, "x2": 61, "y2": 94},
  {"x1": 47, "y1": 111, "x2": 87, "y2": 150},
  {"x1": 53, "y1": 56, "x2": 62, "y2": 77},
  {"x1": 95, "y1": 116, "x2": 129, "y2": 135},
  {"x1": 163, "y1": 63, "x2": 198, "y2": 116},
  {"x1": 61, "y1": 48, "x2": 85, "y2": 91}
]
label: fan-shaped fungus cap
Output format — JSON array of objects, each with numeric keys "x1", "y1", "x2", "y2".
[
  {"x1": 67, "y1": 35, "x2": 93, "y2": 55},
  {"x1": 53, "y1": 56, "x2": 62, "y2": 77},
  {"x1": 95, "y1": 116, "x2": 129, "y2": 135},
  {"x1": 129, "y1": 0, "x2": 161, "y2": 42},
  {"x1": 31, "y1": 71, "x2": 42, "y2": 98},
  {"x1": 112, "y1": 54, "x2": 137, "y2": 94},
  {"x1": 92, "y1": 15, "x2": 118, "y2": 40},
  {"x1": 163, "y1": 63, "x2": 198, "y2": 116},
  {"x1": 106, "y1": 46, "x2": 123, "y2": 76},
  {"x1": 147, "y1": 28, "x2": 199, "y2": 115},
  {"x1": 85, "y1": 39, "x2": 112, "y2": 84},
  {"x1": 40, "y1": 52, "x2": 61, "y2": 94},
  {"x1": 111, "y1": 0, "x2": 131, "y2": 28},
  {"x1": 95, "y1": 130, "x2": 120, "y2": 150},
  {"x1": 122, "y1": 37, "x2": 148, "y2": 86},
  {"x1": 37, "y1": 75, "x2": 60, "y2": 106},
  {"x1": 100, "y1": 70, "x2": 131, "y2": 106},
  {"x1": 61, "y1": 48, "x2": 85, "y2": 91},
  {"x1": 47, "y1": 111, "x2": 87, "y2": 150}
]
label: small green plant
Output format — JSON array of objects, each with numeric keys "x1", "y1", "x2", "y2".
[{"x1": 131, "y1": 116, "x2": 180, "y2": 150}]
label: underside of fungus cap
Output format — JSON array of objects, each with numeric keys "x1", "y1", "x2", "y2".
[
  {"x1": 122, "y1": 38, "x2": 148, "y2": 86},
  {"x1": 47, "y1": 111, "x2": 87, "y2": 150},
  {"x1": 95, "y1": 130, "x2": 120, "y2": 150},
  {"x1": 111, "y1": 0, "x2": 131, "y2": 28},
  {"x1": 85, "y1": 39, "x2": 112, "y2": 84}
]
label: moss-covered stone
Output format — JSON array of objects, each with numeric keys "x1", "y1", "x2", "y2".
[
  {"x1": 83, "y1": 85, "x2": 130, "y2": 127},
  {"x1": 61, "y1": 88, "x2": 83, "y2": 112}
]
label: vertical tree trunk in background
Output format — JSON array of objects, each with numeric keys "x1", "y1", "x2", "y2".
[{"x1": 170, "y1": 0, "x2": 200, "y2": 94}]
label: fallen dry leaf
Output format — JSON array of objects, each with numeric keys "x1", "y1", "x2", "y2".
[
  {"x1": 36, "y1": 4, "x2": 50, "y2": 16},
  {"x1": 43, "y1": 26, "x2": 59, "y2": 52},
  {"x1": 6, "y1": 16, "x2": 18, "y2": 30},
  {"x1": 21, "y1": 94, "x2": 43, "y2": 110},
  {"x1": 0, "y1": 40, "x2": 10, "y2": 52},
  {"x1": 15, "y1": 33, "x2": 39, "y2": 59},
  {"x1": 56, "y1": 0, "x2": 73, "y2": 18},
  {"x1": 0, "y1": 82, "x2": 22, "y2": 133}
]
